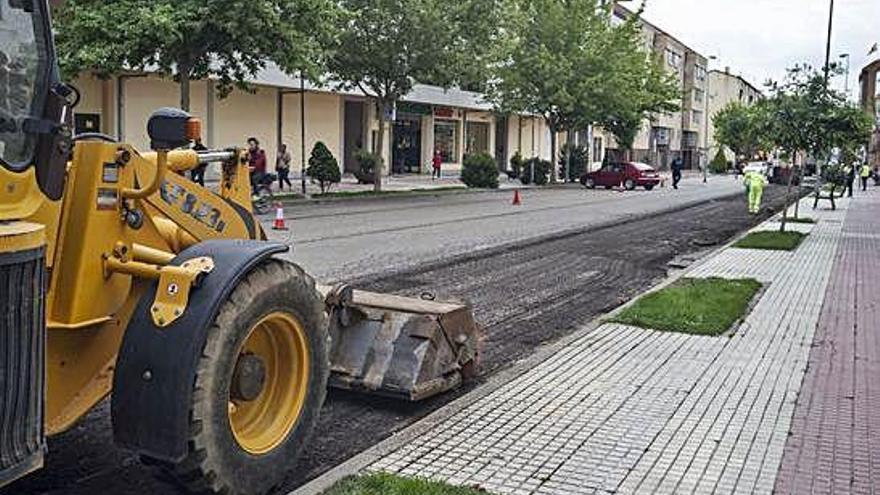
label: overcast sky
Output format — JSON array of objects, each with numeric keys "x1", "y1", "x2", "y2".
[{"x1": 639, "y1": 0, "x2": 879, "y2": 97}]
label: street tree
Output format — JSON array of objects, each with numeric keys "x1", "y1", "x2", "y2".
[
  {"x1": 761, "y1": 65, "x2": 873, "y2": 230},
  {"x1": 328, "y1": 0, "x2": 509, "y2": 191},
  {"x1": 491, "y1": 0, "x2": 676, "y2": 181},
  {"x1": 602, "y1": 43, "x2": 680, "y2": 162},
  {"x1": 55, "y1": 0, "x2": 336, "y2": 112},
  {"x1": 713, "y1": 102, "x2": 769, "y2": 166}
]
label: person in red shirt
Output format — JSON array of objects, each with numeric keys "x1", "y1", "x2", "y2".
[
  {"x1": 247, "y1": 137, "x2": 268, "y2": 189},
  {"x1": 432, "y1": 149, "x2": 443, "y2": 180}
]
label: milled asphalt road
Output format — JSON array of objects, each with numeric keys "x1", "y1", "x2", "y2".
[
  {"x1": 268, "y1": 176, "x2": 744, "y2": 282},
  {"x1": 3, "y1": 176, "x2": 793, "y2": 495}
]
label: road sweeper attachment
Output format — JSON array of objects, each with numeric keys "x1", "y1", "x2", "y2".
[{"x1": 320, "y1": 285, "x2": 481, "y2": 401}]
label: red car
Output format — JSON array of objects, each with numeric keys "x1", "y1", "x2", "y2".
[{"x1": 580, "y1": 162, "x2": 661, "y2": 191}]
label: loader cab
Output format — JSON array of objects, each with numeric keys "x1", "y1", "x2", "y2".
[{"x1": 0, "y1": 0, "x2": 68, "y2": 213}]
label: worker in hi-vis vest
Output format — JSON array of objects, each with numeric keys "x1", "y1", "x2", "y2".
[{"x1": 743, "y1": 170, "x2": 768, "y2": 214}]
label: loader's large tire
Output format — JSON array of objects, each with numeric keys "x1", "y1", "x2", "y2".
[{"x1": 164, "y1": 259, "x2": 328, "y2": 495}]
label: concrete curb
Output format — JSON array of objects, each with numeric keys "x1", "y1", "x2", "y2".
[{"x1": 289, "y1": 191, "x2": 801, "y2": 495}]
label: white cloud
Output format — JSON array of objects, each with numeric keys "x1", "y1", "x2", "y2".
[{"x1": 638, "y1": 0, "x2": 880, "y2": 96}]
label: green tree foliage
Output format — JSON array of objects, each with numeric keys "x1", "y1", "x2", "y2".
[
  {"x1": 709, "y1": 149, "x2": 729, "y2": 174},
  {"x1": 328, "y1": 0, "x2": 508, "y2": 191},
  {"x1": 307, "y1": 142, "x2": 341, "y2": 193},
  {"x1": 508, "y1": 151, "x2": 524, "y2": 179},
  {"x1": 520, "y1": 158, "x2": 552, "y2": 186},
  {"x1": 713, "y1": 102, "x2": 768, "y2": 165},
  {"x1": 461, "y1": 153, "x2": 499, "y2": 189},
  {"x1": 491, "y1": 1, "x2": 678, "y2": 176},
  {"x1": 559, "y1": 143, "x2": 590, "y2": 182},
  {"x1": 55, "y1": 0, "x2": 336, "y2": 111},
  {"x1": 760, "y1": 65, "x2": 873, "y2": 230}
]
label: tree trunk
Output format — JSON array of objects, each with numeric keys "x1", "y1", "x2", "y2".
[
  {"x1": 549, "y1": 119, "x2": 557, "y2": 184},
  {"x1": 374, "y1": 99, "x2": 387, "y2": 192},
  {"x1": 779, "y1": 150, "x2": 796, "y2": 233},
  {"x1": 179, "y1": 67, "x2": 191, "y2": 112}
]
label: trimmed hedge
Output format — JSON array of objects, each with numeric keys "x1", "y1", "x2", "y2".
[{"x1": 461, "y1": 153, "x2": 499, "y2": 189}]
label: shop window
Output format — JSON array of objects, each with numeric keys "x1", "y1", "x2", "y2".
[
  {"x1": 434, "y1": 120, "x2": 459, "y2": 163},
  {"x1": 466, "y1": 121, "x2": 490, "y2": 155}
]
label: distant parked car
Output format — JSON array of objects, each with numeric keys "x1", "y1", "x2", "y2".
[{"x1": 580, "y1": 162, "x2": 661, "y2": 191}]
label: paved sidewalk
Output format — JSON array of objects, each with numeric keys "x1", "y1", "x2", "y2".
[
  {"x1": 775, "y1": 189, "x2": 880, "y2": 494},
  {"x1": 366, "y1": 194, "x2": 859, "y2": 494}
]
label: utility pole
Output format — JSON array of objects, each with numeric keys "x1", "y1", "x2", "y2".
[{"x1": 823, "y1": 0, "x2": 835, "y2": 87}]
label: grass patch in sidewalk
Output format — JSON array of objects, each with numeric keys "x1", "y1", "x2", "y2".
[
  {"x1": 610, "y1": 277, "x2": 763, "y2": 336},
  {"x1": 323, "y1": 473, "x2": 491, "y2": 495},
  {"x1": 312, "y1": 186, "x2": 466, "y2": 199},
  {"x1": 734, "y1": 230, "x2": 807, "y2": 251}
]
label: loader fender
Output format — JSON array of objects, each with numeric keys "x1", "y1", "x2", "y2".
[{"x1": 111, "y1": 239, "x2": 288, "y2": 462}]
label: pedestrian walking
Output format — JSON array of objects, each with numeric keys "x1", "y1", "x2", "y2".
[
  {"x1": 247, "y1": 137, "x2": 268, "y2": 190},
  {"x1": 860, "y1": 162, "x2": 871, "y2": 191},
  {"x1": 190, "y1": 138, "x2": 208, "y2": 186},
  {"x1": 432, "y1": 150, "x2": 442, "y2": 180},
  {"x1": 844, "y1": 163, "x2": 855, "y2": 198},
  {"x1": 671, "y1": 156, "x2": 683, "y2": 189},
  {"x1": 743, "y1": 170, "x2": 768, "y2": 214},
  {"x1": 276, "y1": 143, "x2": 293, "y2": 190}
]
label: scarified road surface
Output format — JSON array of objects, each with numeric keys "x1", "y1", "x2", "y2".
[{"x1": 3, "y1": 181, "x2": 797, "y2": 495}]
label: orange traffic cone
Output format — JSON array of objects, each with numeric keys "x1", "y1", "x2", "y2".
[
  {"x1": 272, "y1": 203, "x2": 288, "y2": 230},
  {"x1": 512, "y1": 189, "x2": 522, "y2": 206}
]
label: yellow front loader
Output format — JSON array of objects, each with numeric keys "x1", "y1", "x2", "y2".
[{"x1": 0, "y1": 2, "x2": 479, "y2": 494}]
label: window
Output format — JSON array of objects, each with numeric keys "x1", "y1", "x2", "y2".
[
  {"x1": 465, "y1": 121, "x2": 490, "y2": 155},
  {"x1": 592, "y1": 136, "x2": 603, "y2": 165},
  {"x1": 692, "y1": 110, "x2": 703, "y2": 126},
  {"x1": 695, "y1": 65, "x2": 706, "y2": 83},
  {"x1": 665, "y1": 49, "x2": 682, "y2": 69},
  {"x1": 434, "y1": 120, "x2": 460, "y2": 163},
  {"x1": 0, "y1": 1, "x2": 51, "y2": 169},
  {"x1": 694, "y1": 88, "x2": 704, "y2": 104}
]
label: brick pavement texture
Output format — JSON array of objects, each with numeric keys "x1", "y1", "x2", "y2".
[
  {"x1": 775, "y1": 189, "x2": 880, "y2": 495},
  {"x1": 369, "y1": 193, "x2": 861, "y2": 494}
]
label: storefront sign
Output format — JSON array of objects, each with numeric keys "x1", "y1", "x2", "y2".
[
  {"x1": 398, "y1": 102, "x2": 432, "y2": 115},
  {"x1": 434, "y1": 106, "x2": 455, "y2": 118}
]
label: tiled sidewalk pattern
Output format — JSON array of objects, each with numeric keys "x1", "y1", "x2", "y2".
[
  {"x1": 775, "y1": 191, "x2": 880, "y2": 494},
  {"x1": 370, "y1": 197, "x2": 849, "y2": 494}
]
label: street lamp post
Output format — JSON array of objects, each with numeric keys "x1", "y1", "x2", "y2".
[
  {"x1": 840, "y1": 53, "x2": 851, "y2": 98},
  {"x1": 823, "y1": 0, "x2": 835, "y2": 87}
]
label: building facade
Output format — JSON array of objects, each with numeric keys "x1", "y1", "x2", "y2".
[
  {"x1": 71, "y1": 66, "x2": 555, "y2": 180},
  {"x1": 602, "y1": 6, "x2": 710, "y2": 170},
  {"x1": 706, "y1": 69, "x2": 763, "y2": 161},
  {"x1": 860, "y1": 59, "x2": 880, "y2": 168}
]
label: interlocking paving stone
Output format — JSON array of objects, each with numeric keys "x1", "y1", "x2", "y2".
[
  {"x1": 370, "y1": 196, "x2": 852, "y2": 494},
  {"x1": 775, "y1": 190, "x2": 880, "y2": 495}
]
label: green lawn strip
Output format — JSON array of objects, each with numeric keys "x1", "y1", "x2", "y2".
[
  {"x1": 610, "y1": 277, "x2": 763, "y2": 336},
  {"x1": 323, "y1": 473, "x2": 491, "y2": 495},
  {"x1": 733, "y1": 230, "x2": 807, "y2": 251},
  {"x1": 311, "y1": 186, "x2": 468, "y2": 199}
]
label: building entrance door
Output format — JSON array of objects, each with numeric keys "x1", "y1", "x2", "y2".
[
  {"x1": 343, "y1": 101, "x2": 365, "y2": 173},
  {"x1": 392, "y1": 116, "x2": 422, "y2": 174}
]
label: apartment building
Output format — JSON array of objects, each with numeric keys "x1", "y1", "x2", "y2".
[
  {"x1": 860, "y1": 59, "x2": 880, "y2": 167},
  {"x1": 706, "y1": 69, "x2": 763, "y2": 160},
  {"x1": 603, "y1": 5, "x2": 710, "y2": 170}
]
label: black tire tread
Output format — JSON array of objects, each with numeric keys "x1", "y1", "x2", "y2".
[{"x1": 162, "y1": 259, "x2": 328, "y2": 495}]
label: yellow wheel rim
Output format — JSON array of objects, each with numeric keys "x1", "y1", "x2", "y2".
[{"x1": 228, "y1": 311, "x2": 310, "y2": 455}]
